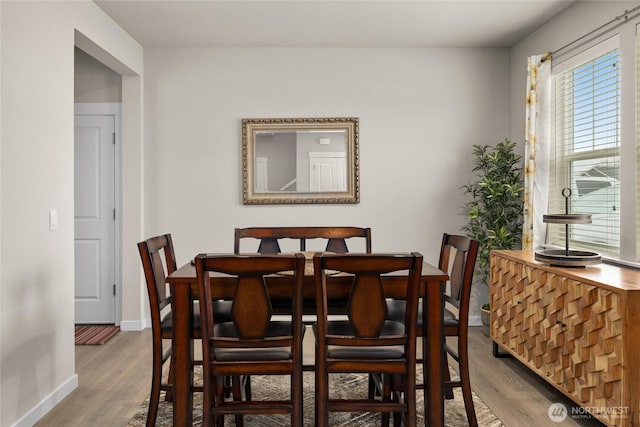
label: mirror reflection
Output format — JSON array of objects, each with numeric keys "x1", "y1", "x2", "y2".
[
  {"x1": 254, "y1": 129, "x2": 347, "y2": 192},
  {"x1": 242, "y1": 117, "x2": 359, "y2": 205}
]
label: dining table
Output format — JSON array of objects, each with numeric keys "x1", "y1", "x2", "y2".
[{"x1": 166, "y1": 256, "x2": 448, "y2": 427}]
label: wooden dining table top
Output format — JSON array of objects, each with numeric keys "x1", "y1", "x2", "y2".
[{"x1": 169, "y1": 256, "x2": 448, "y2": 299}]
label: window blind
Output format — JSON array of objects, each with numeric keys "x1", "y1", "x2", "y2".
[{"x1": 550, "y1": 39, "x2": 621, "y2": 255}]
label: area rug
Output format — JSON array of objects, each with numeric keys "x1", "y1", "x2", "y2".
[
  {"x1": 127, "y1": 366, "x2": 504, "y2": 426},
  {"x1": 74, "y1": 325, "x2": 120, "y2": 345}
]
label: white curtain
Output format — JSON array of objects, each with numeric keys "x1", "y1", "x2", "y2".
[{"x1": 522, "y1": 54, "x2": 551, "y2": 251}]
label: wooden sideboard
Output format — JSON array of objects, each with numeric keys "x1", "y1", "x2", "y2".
[{"x1": 490, "y1": 250, "x2": 640, "y2": 427}]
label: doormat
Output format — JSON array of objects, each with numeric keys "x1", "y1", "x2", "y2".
[{"x1": 75, "y1": 325, "x2": 120, "y2": 345}]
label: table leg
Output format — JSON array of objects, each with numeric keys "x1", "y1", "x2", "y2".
[
  {"x1": 424, "y1": 280, "x2": 444, "y2": 427},
  {"x1": 171, "y1": 282, "x2": 194, "y2": 427}
]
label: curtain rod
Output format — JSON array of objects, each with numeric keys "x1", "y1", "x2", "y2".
[{"x1": 541, "y1": 5, "x2": 640, "y2": 62}]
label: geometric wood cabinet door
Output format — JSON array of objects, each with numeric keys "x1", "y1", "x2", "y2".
[{"x1": 490, "y1": 250, "x2": 640, "y2": 427}]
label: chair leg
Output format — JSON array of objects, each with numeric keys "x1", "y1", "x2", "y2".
[
  {"x1": 214, "y1": 377, "x2": 225, "y2": 427},
  {"x1": 292, "y1": 369, "x2": 304, "y2": 427},
  {"x1": 381, "y1": 373, "x2": 391, "y2": 427},
  {"x1": 391, "y1": 374, "x2": 403, "y2": 427},
  {"x1": 368, "y1": 373, "x2": 383, "y2": 398},
  {"x1": 224, "y1": 375, "x2": 231, "y2": 398},
  {"x1": 232, "y1": 375, "x2": 244, "y2": 427},
  {"x1": 422, "y1": 335, "x2": 430, "y2": 425},
  {"x1": 202, "y1": 372, "x2": 213, "y2": 427},
  {"x1": 315, "y1": 367, "x2": 329, "y2": 427},
  {"x1": 443, "y1": 351, "x2": 454, "y2": 400},
  {"x1": 243, "y1": 375, "x2": 252, "y2": 401},
  {"x1": 392, "y1": 406, "x2": 402, "y2": 427},
  {"x1": 368, "y1": 373, "x2": 376, "y2": 399},
  {"x1": 404, "y1": 371, "x2": 416, "y2": 427},
  {"x1": 458, "y1": 336, "x2": 478, "y2": 427},
  {"x1": 165, "y1": 357, "x2": 174, "y2": 402},
  {"x1": 146, "y1": 355, "x2": 163, "y2": 427}
]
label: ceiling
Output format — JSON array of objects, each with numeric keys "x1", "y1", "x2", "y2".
[{"x1": 95, "y1": 0, "x2": 577, "y2": 48}]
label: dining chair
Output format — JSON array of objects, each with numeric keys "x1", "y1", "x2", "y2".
[
  {"x1": 233, "y1": 226, "x2": 372, "y2": 254},
  {"x1": 195, "y1": 253, "x2": 306, "y2": 427},
  {"x1": 137, "y1": 234, "x2": 232, "y2": 427},
  {"x1": 313, "y1": 252, "x2": 423, "y2": 427},
  {"x1": 386, "y1": 233, "x2": 480, "y2": 427}
]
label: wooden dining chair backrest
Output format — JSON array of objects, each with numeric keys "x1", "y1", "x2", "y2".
[
  {"x1": 439, "y1": 233, "x2": 480, "y2": 330},
  {"x1": 194, "y1": 253, "x2": 306, "y2": 426},
  {"x1": 138, "y1": 234, "x2": 177, "y2": 317},
  {"x1": 234, "y1": 226, "x2": 372, "y2": 254},
  {"x1": 315, "y1": 252, "x2": 423, "y2": 342},
  {"x1": 313, "y1": 252, "x2": 423, "y2": 427}
]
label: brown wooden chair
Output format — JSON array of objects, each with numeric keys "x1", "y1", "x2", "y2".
[
  {"x1": 387, "y1": 233, "x2": 480, "y2": 427},
  {"x1": 313, "y1": 252, "x2": 423, "y2": 427},
  {"x1": 137, "y1": 234, "x2": 232, "y2": 427},
  {"x1": 195, "y1": 253, "x2": 306, "y2": 427},
  {"x1": 234, "y1": 226, "x2": 372, "y2": 254}
]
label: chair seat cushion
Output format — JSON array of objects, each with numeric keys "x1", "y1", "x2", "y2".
[
  {"x1": 327, "y1": 345, "x2": 405, "y2": 359},
  {"x1": 386, "y1": 299, "x2": 458, "y2": 327},
  {"x1": 211, "y1": 320, "x2": 304, "y2": 361},
  {"x1": 214, "y1": 347, "x2": 292, "y2": 361},
  {"x1": 161, "y1": 300, "x2": 234, "y2": 333},
  {"x1": 161, "y1": 303, "x2": 201, "y2": 331},
  {"x1": 214, "y1": 320, "x2": 302, "y2": 338},
  {"x1": 312, "y1": 320, "x2": 406, "y2": 359}
]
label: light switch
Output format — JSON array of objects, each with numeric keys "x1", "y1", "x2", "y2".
[{"x1": 49, "y1": 209, "x2": 58, "y2": 231}]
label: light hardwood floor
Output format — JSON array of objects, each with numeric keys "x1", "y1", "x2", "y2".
[{"x1": 35, "y1": 327, "x2": 604, "y2": 426}]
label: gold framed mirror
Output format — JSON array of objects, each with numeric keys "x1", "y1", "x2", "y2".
[{"x1": 242, "y1": 117, "x2": 359, "y2": 204}]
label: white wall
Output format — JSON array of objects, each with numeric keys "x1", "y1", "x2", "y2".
[
  {"x1": 0, "y1": 2, "x2": 143, "y2": 425},
  {"x1": 144, "y1": 46, "x2": 511, "y2": 320}
]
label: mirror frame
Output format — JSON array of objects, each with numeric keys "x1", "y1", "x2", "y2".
[{"x1": 242, "y1": 117, "x2": 360, "y2": 205}]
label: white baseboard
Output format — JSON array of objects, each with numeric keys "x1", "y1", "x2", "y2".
[
  {"x1": 468, "y1": 315, "x2": 482, "y2": 327},
  {"x1": 119, "y1": 318, "x2": 149, "y2": 331},
  {"x1": 11, "y1": 374, "x2": 78, "y2": 427}
]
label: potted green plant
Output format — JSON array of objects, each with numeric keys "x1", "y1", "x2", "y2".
[{"x1": 461, "y1": 139, "x2": 524, "y2": 336}]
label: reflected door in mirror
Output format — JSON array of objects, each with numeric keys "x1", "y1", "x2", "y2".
[{"x1": 309, "y1": 152, "x2": 347, "y2": 191}]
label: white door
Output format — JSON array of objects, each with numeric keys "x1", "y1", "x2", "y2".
[
  {"x1": 255, "y1": 157, "x2": 269, "y2": 191},
  {"x1": 309, "y1": 152, "x2": 347, "y2": 192},
  {"x1": 74, "y1": 115, "x2": 116, "y2": 324}
]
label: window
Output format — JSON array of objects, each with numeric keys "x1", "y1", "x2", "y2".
[{"x1": 550, "y1": 37, "x2": 621, "y2": 256}]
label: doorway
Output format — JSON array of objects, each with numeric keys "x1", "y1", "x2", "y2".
[{"x1": 74, "y1": 103, "x2": 122, "y2": 324}]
